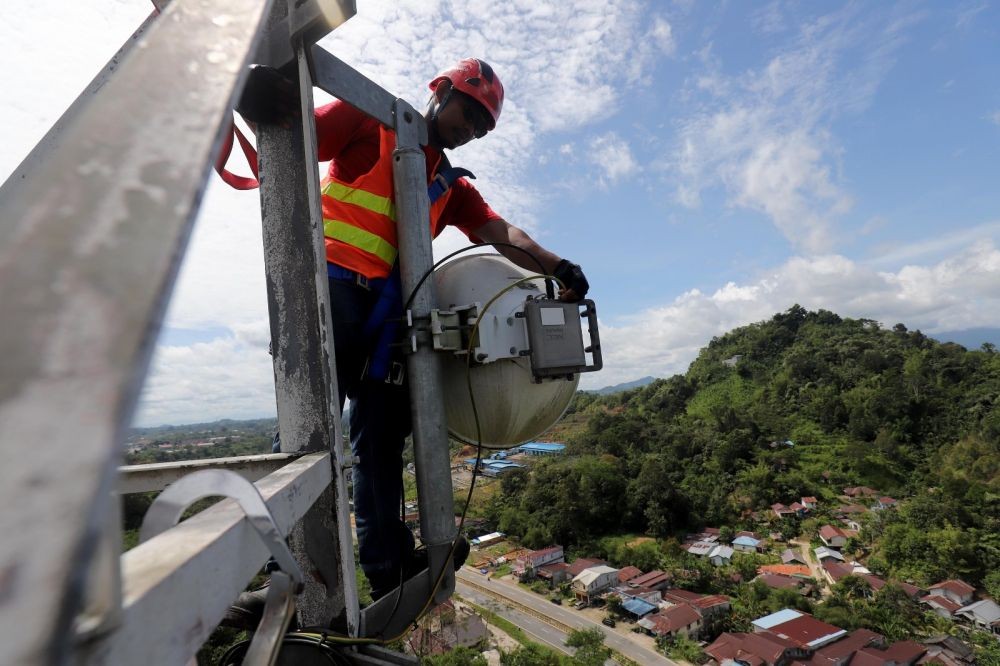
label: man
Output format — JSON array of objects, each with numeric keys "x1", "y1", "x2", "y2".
[{"x1": 240, "y1": 58, "x2": 589, "y2": 599}]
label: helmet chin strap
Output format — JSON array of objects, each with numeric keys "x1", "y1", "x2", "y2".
[{"x1": 429, "y1": 88, "x2": 454, "y2": 148}]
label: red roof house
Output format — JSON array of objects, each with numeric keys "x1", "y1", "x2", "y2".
[{"x1": 928, "y1": 580, "x2": 975, "y2": 606}]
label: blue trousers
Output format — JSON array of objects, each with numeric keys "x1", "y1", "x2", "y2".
[{"x1": 328, "y1": 276, "x2": 415, "y2": 593}]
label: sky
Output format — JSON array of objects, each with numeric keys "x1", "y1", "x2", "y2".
[{"x1": 3, "y1": 0, "x2": 1000, "y2": 427}]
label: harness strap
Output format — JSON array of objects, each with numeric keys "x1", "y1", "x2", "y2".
[
  {"x1": 361, "y1": 165, "x2": 475, "y2": 382},
  {"x1": 215, "y1": 121, "x2": 260, "y2": 190}
]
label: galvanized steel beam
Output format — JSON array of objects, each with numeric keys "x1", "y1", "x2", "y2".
[
  {"x1": 391, "y1": 99, "x2": 457, "y2": 604},
  {"x1": 0, "y1": 9, "x2": 161, "y2": 200},
  {"x1": 118, "y1": 453, "x2": 301, "y2": 494},
  {"x1": 0, "y1": 0, "x2": 276, "y2": 663},
  {"x1": 80, "y1": 452, "x2": 331, "y2": 665}
]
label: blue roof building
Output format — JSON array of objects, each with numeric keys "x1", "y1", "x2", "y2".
[
  {"x1": 481, "y1": 460, "x2": 524, "y2": 477},
  {"x1": 622, "y1": 597, "x2": 658, "y2": 619},
  {"x1": 732, "y1": 535, "x2": 761, "y2": 551},
  {"x1": 518, "y1": 442, "x2": 565, "y2": 456}
]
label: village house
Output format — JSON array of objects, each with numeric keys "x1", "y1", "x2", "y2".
[
  {"x1": 620, "y1": 595, "x2": 658, "y2": 621},
  {"x1": 872, "y1": 496, "x2": 898, "y2": 511},
  {"x1": 571, "y1": 565, "x2": 619, "y2": 602},
  {"x1": 955, "y1": 599, "x2": 1000, "y2": 634},
  {"x1": 733, "y1": 535, "x2": 763, "y2": 552},
  {"x1": 566, "y1": 557, "x2": 609, "y2": 578},
  {"x1": 801, "y1": 496, "x2": 819, "y2": 510},
  {"x1": 772, "y1": 503, "x2": 797, "y2": 519},
  {"x1": 781, "y1": 548, "x2": 807, "y2": 565},
  {"x1": 922, "y1": 595, "x2": 964, "y2": 619},
  {"x1": 707, "y1": 631, "x2": 808, "y2": 665},
  {"x1": 815, "y1": 546, "x2": 846, "y2": 564},
  {"x1": 684, "y1": 540, "x2": 715, "y2": 557},
  {"x1": 810, "y1": 628, "x2": 886, "y2": 665},
  {"x1": 637, "y1": 603, "x2": 703, "y2": 640},
  {"x1": 820, "y1": 524, "x2": 849, "y2": 548},
  {"x1": 628, "y1": 569, "x2": 671, "y2": 591},
  {"x1": 759, "y1": 564, "x2": 812, "y2": 579},
  {"x1": 751, "y1": 609, "x2": 847, "y2": 650},
  {"x1": 661, "y1": 589, "x2": 731, "y2": 619},
  {"x1": 852, "y1": 640, "x2": 926, "y2": 665},
  {"x1": 616, "y1": 566, "x2": 642, "y2": 585},
  {"x1": 758, "y1": 573, "x2": 804, "y2": 591},
  {"x1": 535, "y1": 562, "x2": 571, "y2": 586},
  {"x1": 927, "y1": 579, "x2": 975, "y2": 606},
  {"x1": 919, "y1": 635, "x2": 977, "y2": 664},
  {"x1": 616, "y1": 585, "x2": 662, "y2": 605},
  {"x1": 709, "y1": 544, "x2": 735, "y2": 567},
  {"x1": 514, "y1": 545, "x2": 564, "y2": 580},
  {"x1": 789, "y1": 501, "x2": 809, "y2": 516}
]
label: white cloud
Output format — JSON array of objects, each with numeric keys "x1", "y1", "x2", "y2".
[
  {"x1": 588, "y1": 132, "x2": 638, "y2": 187},
  {"x1": 649, "y1": 16, "x2": 676, "y2": 55},
  {"x1": 670, "y1": 5, "x2": 916, "y2": 252},
  {"x1": 585, "y1": 240, "x2": 1000, "y2": 389},
  {"x1": 133, "y1": 334, "x2": 276, "y2": 427}
]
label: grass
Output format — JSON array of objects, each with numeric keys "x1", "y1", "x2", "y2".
[{"x1": 459, "y1": 596, "x2": 560, "y2": 655}]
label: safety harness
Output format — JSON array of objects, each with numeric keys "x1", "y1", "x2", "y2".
[{"x1": 214, "y1": 122, "x2": 474, "y2": 383}]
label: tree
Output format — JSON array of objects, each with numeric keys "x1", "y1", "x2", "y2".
[
  {"x1": 499, "y1": 643, "x2": 564, "y2": 666},
  {"x1": 605, "y1": 594, "x2": 623, "y2": 617},
  {"x1": 564, "y1": 628, "x2": 610, "y2": 666},
  {"x1": 985, "y1": 570, "x2": 1000, "y2": 600}
]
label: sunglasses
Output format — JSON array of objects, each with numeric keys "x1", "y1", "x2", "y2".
[{"x1": 455, "y1": 91, "x2": 492, "y2": 139}]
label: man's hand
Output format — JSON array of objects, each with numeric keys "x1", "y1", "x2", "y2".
[
  {"x1": 553, "y1": 259, "x2": 589, "y2": 302},
  {"x1": 236, "y1": 65, "x2": 299, "y2": 127}
]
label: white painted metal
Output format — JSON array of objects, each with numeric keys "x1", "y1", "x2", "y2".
[
  {"x1": 0, "y1": 0, "x2": 276, "y2": 663},
  {"x1": 433, "y1": 255, "x2": 580, "y2": 445},
  {"x1": 119, "y1": 453, "x2": 300, "y2": 494},
  {"x1": 81, "y1": 453, "x2": 331, "y2": 665}
]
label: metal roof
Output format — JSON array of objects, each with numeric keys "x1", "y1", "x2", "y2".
[
  {"x1": 519, "y1": 442, "x2": 566, "y2": 452},
  {"x1": 622, "y1": 597, "x2": 657, "y2": 617},
  {"x1": 752, "y1": 608, "x2": 803, "y2": 629}
]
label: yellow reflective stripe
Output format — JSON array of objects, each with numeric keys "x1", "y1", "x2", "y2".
[
  {"x1": 322, "y1": 181, "x2": 396, "y2": 221},
  {"x1": 324, "y1": 219, "x2": 397, "y2": 266}
]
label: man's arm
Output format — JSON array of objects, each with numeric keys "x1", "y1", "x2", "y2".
[{"x1": 473, "y1": 218, "x2": 588, "y2": 301}]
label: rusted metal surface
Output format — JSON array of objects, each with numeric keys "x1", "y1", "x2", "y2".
[
  {"x1": 0, "y1": 0, "x2": 274, "y2": 663},
  {"x1": 82, "y1": 452, "x2": 331, "y2": 665},
  {"x1": 119, "y1": 453, "x2": 300, "y2": 494},
  {"x1": 256, "y1": 5, "x2": 358, "y2": 633}
]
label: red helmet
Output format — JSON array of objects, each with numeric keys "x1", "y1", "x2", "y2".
[{"x1": 429, "y1": 58, "x2": 504, "y2": 130}]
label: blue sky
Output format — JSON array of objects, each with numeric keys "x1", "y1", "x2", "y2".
[{"x1": 3, "y1": 1, "x2": 1000, "y2": 426}]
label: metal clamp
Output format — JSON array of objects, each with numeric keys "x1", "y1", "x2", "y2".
[{"x1": 139, "y1": 470, "x2": 304, "y2": 666}]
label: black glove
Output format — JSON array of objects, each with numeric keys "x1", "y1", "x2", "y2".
[
  {"x1": 235, "y1": 65, "x2": 299, "y2": 126},
  {"x1": 553, "y1": 259, "x2": 589, "y2": 301}
]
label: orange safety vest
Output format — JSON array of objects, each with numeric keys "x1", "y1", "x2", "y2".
[{"x1": 321, "y1": 126, "x2": 453, "y2": 279}]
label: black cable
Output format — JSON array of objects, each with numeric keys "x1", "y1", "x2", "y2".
[{"x1": 314, "y1": 258, "x2": 552, "y2": 646}]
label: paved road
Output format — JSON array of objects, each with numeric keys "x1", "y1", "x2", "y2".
[
  {"x1": 457, "y1": 568, "x2": 677, "y2": 665},
  {"x1": 456, "y1": 582, "x2": 578, "y2": 659}
]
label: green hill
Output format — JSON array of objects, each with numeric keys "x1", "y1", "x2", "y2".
[{"x1": 484, "y1": 306, "x2": 1000, "y2": 586}]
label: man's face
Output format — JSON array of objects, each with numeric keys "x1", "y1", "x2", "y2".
[{"x1": 436, "y1": 89, "x2": 492, "y2": 150}]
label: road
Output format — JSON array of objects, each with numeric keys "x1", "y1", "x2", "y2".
[
  {"x1": 791, "y1": 538, "x2": 830, "y2": 597},
  {"x1": 456, "y1": 582, "x2": 578, "y2": 659},
  {"x1": 457, "y1": 568, "x2": 677, "y2": 665}
]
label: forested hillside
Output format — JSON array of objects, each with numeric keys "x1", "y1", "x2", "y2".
[{"x1": 479, "y1": 306, "x2": 1000, "y2": 587}]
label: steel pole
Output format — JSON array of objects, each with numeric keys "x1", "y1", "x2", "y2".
[{"x1": 391, "y1": 100, "x2": 456, "y2": 603}]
